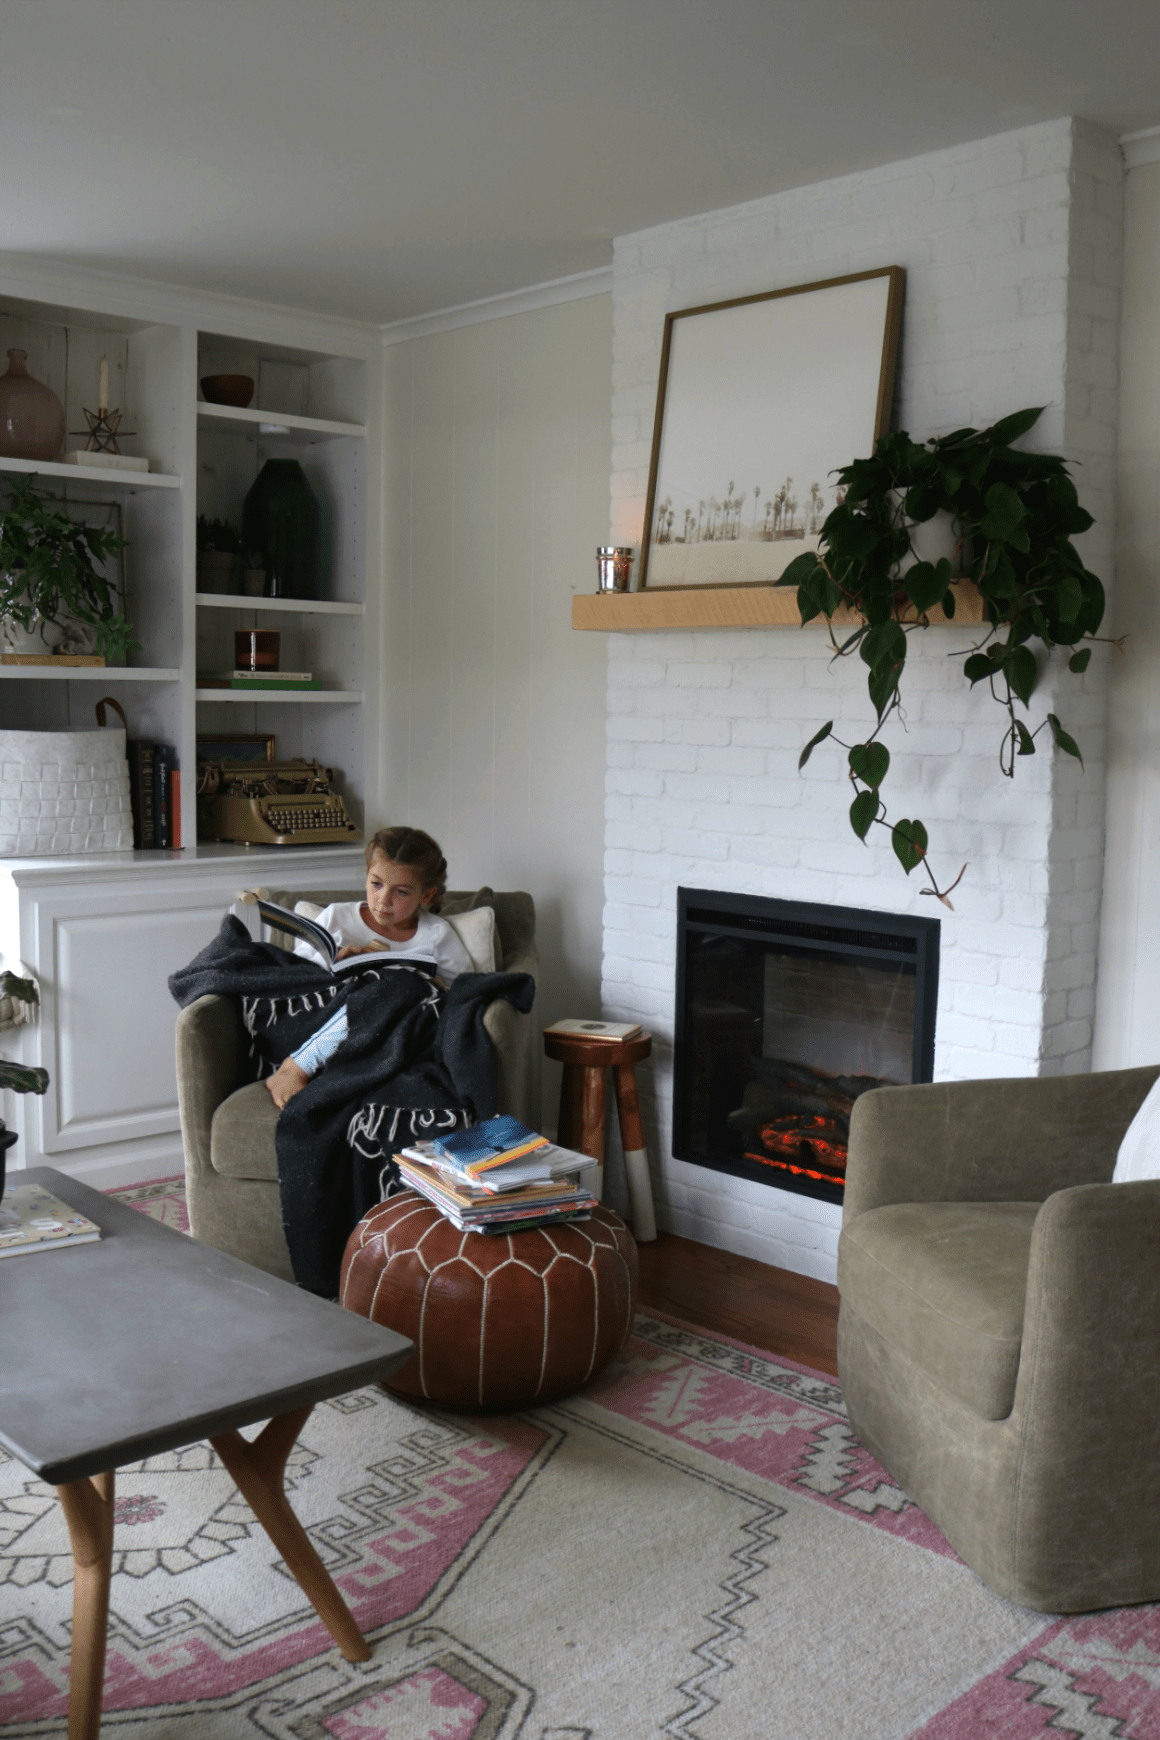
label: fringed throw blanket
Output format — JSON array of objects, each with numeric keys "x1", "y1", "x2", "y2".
[{"x1": 170, "y1": 915, "x2": 535, "y2": 1296}]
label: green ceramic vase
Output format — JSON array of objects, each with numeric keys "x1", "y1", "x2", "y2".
[{"x1": 242, "y1": 459, "x2": 320, "y2": 600}]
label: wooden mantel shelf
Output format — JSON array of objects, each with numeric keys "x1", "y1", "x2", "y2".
[{"x1": 572, "y1": 581, "x2": 985, "y2": 633}]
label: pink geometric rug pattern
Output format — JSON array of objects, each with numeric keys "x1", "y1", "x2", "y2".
[
  {"x1": 111, "y1": 1174, "x2": 191, "y2": 1234},
  {"x1": 1, "y1": 1178, "x2": 1157, "y2": 1737}
]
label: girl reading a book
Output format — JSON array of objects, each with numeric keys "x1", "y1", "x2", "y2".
[{"x1": 265, "y1": 825, "x2": 472, "y2": 1108}]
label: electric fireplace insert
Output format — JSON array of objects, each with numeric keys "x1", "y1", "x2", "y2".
[{"x1": 673, "y1": 889, "x2": 939, "y2": 1206}]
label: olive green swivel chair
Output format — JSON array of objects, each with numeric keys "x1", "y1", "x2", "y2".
[
  {"x1": 176, "y1": 887, "x2": 538, "y2": 1283},
  {"x1": 838, "y1": 1064, "x2": 1160, "y2": 1612}
]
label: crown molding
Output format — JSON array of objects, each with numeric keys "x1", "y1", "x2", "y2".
[
  {"x1": 0, "y1": 252, "x2": 379, "y2": 355},
  {"x1": 1121, "y1": 126, "x2": 1160, "y2": 170},
  {"x1": 379, "y1": 267, "x2": 612, "y2": 346}
]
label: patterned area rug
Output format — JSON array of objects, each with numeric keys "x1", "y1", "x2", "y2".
[{"x1": 2, "y1": 1182, "x2": 1160, "y2": 1737}]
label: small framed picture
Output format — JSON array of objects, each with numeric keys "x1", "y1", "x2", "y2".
[
  {"x1": 639, "y1": 267, "x2": 905, "y2": 590},
  {"x1": 196, "y1": 732, "x2": 276, "y2": 765}
]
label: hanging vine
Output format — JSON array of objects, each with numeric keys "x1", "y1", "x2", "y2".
[{"x1": 778, "y1": 408, "x2": 1111, "y2": 905}]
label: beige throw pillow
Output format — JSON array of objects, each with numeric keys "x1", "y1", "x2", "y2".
[{"x1": 445, "y1": 906, "x2": 497, "y2": 973}]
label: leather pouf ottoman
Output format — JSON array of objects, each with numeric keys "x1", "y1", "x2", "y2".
[{"x1": 339, "y1": 1192, "x2": 639, "y2": 1408}]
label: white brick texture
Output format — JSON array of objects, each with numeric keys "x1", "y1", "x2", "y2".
[{"x1": 600, "y1": 119, "x2": 1123, "y2": 1282}]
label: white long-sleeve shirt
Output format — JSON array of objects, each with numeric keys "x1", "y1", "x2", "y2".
[{"x1": 292, "y1": 902, "x2": 473, "y2": 983}]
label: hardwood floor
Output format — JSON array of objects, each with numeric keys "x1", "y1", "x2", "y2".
[{"x1": 635, "y1": 1231, "x2": 840, "y2": 1377}]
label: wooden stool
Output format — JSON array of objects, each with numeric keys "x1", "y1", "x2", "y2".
[{"x1": 543, "y1": 1028, "x2": 656, "y2": 1242}]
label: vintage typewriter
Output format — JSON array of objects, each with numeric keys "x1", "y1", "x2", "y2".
[{"x1": 196, "y1": 758, "x2": 361, "y2": 846}]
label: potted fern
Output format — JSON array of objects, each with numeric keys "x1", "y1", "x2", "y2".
[{"x1": 0, "y1": 476, "x2": 137, "y2": 661}]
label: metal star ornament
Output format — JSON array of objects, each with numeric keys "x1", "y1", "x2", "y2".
[{"x1": 71, "y1": 406, "x2": 136, "y2": 456}]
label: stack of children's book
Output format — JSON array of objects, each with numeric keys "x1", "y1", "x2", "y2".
[{"x1": 397, "y1": 1114, "x2": 597, "y2": 1234}]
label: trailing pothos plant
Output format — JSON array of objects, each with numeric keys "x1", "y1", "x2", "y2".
[
  {"x1": 777, "y1": 407, "x2": 1108, "y2": 906},
  {"x1": 0, "y1": 475, "x2": 138, "y2": 661}
]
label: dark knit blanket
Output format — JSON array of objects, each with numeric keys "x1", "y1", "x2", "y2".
[{"x1": 170, "y1": 915, "x2": 535, "y2": 1296}]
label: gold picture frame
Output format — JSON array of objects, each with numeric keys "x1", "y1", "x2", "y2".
[{"x1": 639, "y1": 267, "x2": 906, "y2": 591}]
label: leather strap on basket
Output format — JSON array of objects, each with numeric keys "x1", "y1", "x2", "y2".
[{"x1": 94, "y1": 696, "x2": 128, "y2": 731}]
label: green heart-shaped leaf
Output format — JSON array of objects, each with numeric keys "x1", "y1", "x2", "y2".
[
  {"x1": 988, "y1": 407, "x2": 1044, "y2": 447},
  {"x1": 848, "y1": 742, "x2": 890, "y2": 788},
  {"x1": 979, "y1": 481, "x2": 1027, "y2": 543},
  {"x1": 849, "y1": 789, "x2": 879, "y2": 840},
  {"x1": 776, "y1": 551, "x2": 822, "y2": 590},
  {"x1": 1006, "y1": 645, "x2": 1038, "y2": 708},
  {"x1": 903, "y1": 561, "x2": 947, "y2": 614},
  {"x1": 1047, "y1": 713, "x2": 1083, "y2": 767},
  {"x1": 798, "y1": 721, "x2": 833, "y2": 770},
  {"x1": 891, "y1": 818, "x2": 928, "y2": 874}
]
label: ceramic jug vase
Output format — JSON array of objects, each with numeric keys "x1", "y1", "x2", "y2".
[{"x1": 0, "y1": 350, "x2": 66, "y2": 462}]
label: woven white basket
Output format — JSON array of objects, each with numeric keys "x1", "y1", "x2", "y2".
[{"x1": 0, "y1": 727, "x2": 134, "y2": 856}]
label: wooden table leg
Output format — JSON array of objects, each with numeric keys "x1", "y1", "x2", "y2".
[
  {"x1": 210, "y1": 1405, "x2": 370, "y2": 1663},
  {"x1": 613, "y1": 1060, "x2": 657, "y2": 1241},
  {"x1": 57, "y1": 1469, "x2": 114, "y2": 1740}
]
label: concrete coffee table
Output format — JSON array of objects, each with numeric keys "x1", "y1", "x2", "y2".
[{"x1": 0, "y1": 1167, "x2": 412, "y2": 1740}]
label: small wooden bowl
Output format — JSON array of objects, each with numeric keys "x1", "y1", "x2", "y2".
[{"x1": 200, "y1": 374, "x2": 255, "y2": 408}]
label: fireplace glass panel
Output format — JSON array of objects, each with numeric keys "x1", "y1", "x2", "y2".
[{"x1": 674, "y1": 892, "x2": 938, "y2": 1206}]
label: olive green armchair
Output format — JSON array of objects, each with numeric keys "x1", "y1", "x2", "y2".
[
  {"x1": 176, "y1": 887, "x2": 539, "y2": 1283},
  {"x1": 838, "y1": 1064, "x2": 1160, "y2": 1612}
]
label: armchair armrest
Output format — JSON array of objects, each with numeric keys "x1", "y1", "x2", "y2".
[
  {"x1": 483, "y1": 937, "x2": 539, "y2": 1127},
  {"x1": 844, "y1": 1065, "x2": 1160, "y2": 1222},
  {"x1": 175, "y1": 993, "x2": 248, "y2": 1185},
  {"x1": 1009, "y1": 1178, "x2": 1160, "y2": 1606}
]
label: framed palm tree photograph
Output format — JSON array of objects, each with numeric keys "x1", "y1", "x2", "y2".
[{"x1": 639, "y1": 268, "x2": 905, "y2": 591}]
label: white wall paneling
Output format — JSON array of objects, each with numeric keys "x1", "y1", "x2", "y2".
[
  {"x1": 0, "y1": 846, "x2": 367, "y2": 1189},
  {"x1": 381, "y1": 294, "x2": 613, "y2": 1128},
  {"x1": 1093, "y1": 160, "x2": 1160, "y2": 1069}
]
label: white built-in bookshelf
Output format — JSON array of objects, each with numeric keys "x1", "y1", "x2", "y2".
[{"x1": 0, "y1": 267, "x2": 380, "y2": 847}]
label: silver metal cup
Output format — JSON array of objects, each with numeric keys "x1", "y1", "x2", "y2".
[{"x1": 596, "y1": 546, "x2": 634, "y2": 592}]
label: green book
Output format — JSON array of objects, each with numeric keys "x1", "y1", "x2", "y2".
[{"x1": 229, "y1": 677, "x2": 323, "y2": 691}]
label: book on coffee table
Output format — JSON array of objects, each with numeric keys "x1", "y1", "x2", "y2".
[{"x1": 0, "y1": 1183, "x2": 100, "y2": 1258}]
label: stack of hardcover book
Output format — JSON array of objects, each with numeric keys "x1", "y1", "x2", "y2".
[
  {"x1": 396, "y1": 1114, "x2": 596, "y2": 1234},
  {"x1": 128, "y1": 739, "x2": 180, "y2": 848},
  {"x1": 197, "y1": 669, "x2": 323, "y2": 692}
]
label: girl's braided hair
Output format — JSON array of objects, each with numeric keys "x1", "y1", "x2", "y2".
[{"x1": 365, "y1": 826, "x2": 448, "y2": 912}]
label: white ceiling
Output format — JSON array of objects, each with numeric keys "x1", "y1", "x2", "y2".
[{"x1": 3, "y1": 0, "x2": 1158, "y2": 327}]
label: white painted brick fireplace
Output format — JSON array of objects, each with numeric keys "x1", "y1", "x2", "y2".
[{"x1": 599, "y1": 117, "x2": 1124, "y2": 1282}]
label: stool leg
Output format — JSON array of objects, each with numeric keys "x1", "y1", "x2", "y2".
[
  {"x1": 579, "y1": 1065, "x2": 608, "y2": 1200},
  {"x1": 613, "y1": 1061, "x2": 656, "y2": 1241},
  {"x1": 557, "y1": 1062, "x2": 585, "y2": 1150}
]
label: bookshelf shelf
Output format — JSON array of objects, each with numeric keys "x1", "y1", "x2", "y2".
[
  {"x1": 0, "y1": 455, "x2": 180, "y2": 491},
  {"x1": 195, "y1": 593, "x2": 364, "y2": 617},
  {"x1": 196, "y1": 403, "x2": 366, "y2": 443},
  {"x1": 1, "y1": 666, "x2": 181, "y2": 682},
  {"x1": 195, "y1": 687, "x2": 364, "y2": 704}
]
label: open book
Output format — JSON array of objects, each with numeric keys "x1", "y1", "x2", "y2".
[{"x1": 238, "y1": 893, "x2": 436, "y2": 976}]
